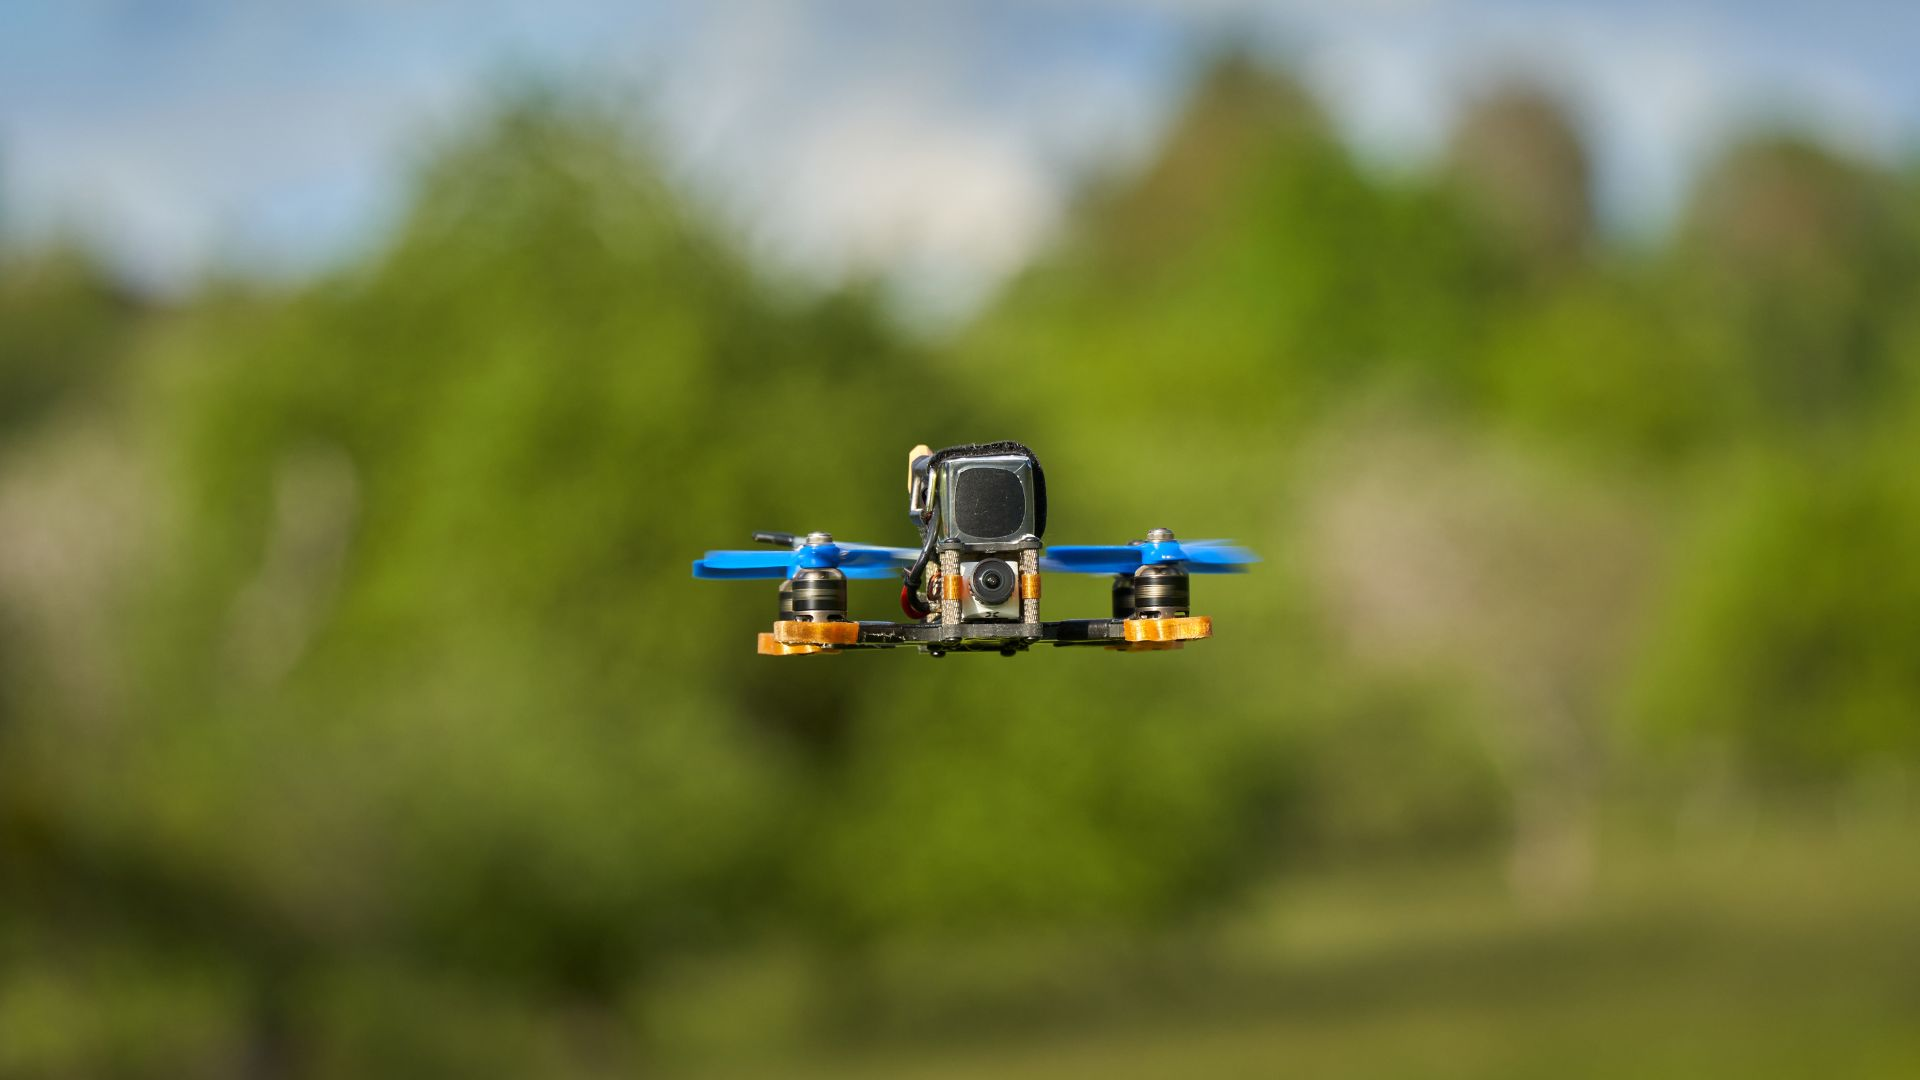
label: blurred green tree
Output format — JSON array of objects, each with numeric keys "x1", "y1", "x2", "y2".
[
  {"x1": 0, "y1": 244, "x2": 141, "y2": 438},
  {"x1": 1446, "y1": 84, "x2": 1595, "y2": 281},
  {"x1": 1677, "y1": 136, "x2": 1916, "y2": 429},
  {"x1": 6, "y1": 48, "x2": 1920, "y2": 1076}
]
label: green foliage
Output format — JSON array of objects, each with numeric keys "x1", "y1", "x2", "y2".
[
  {"x1": 0, "y1": 92, "x2": 1306, "y2": 1071},
  {"x1": 1632, "y1": 440, "x2": 1920, "y2": 774},
  {"x1": 0, "y1": 245, "x2": 138, "y2": 437},
  {"x1": 6, "y1": 53, "x2": 1920, "y2": 1074},
  {"x1": 122, "y1": 100, "x2": 862, "y2": 985}
]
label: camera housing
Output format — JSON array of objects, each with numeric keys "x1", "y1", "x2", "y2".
[
  {"x1": 906, "y1": 443, "x2": 1047, "y2": 624},
  {"x1": 933, "y1": 452, "x2": 1040, "y2": 552}
]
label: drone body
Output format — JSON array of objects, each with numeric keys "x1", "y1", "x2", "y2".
[{"x1": 692, "y1": 442, "x2": 1256, "y2": 657}]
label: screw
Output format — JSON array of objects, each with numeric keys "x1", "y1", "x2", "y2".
[
  {"x1": 1146, "y1": 527, "x2": 1175, "y2": 543},
  {"x1": 804, "y1": 531, "x2": 833, "y2": 546}
]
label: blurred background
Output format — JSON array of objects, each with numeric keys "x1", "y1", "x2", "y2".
[{"x1": 4, "y1": 2, "x2": 1920, "y2": 1076}]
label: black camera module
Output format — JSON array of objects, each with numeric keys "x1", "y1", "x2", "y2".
[{"x1": 970, "y1": 558, "x2": 1016, "y2": 604}]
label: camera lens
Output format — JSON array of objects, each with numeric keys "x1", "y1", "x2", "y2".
[{"x1": 970, "y1": 558, "x2": 1015, "y2": 604}]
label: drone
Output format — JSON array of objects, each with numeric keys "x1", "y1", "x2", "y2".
[{"x1": 692, "y1": 441, "x2": 1257, "y2": 657}]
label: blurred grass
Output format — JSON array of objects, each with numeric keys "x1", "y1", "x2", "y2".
[{"x1": 683, "y1": 816, "x2": 1920, "y2": 1079}]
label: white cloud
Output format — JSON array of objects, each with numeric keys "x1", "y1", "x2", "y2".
[{"x1": 649, "y1": 0, "x2": 1182, "y2": 322}]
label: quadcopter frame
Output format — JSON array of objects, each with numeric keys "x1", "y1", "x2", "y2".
[
  {"x1": 696, "y1": 442, "x2": 1249, "y2": 658},
  {"x1": 758, "y1": 611, "x2": 1214, "y2": 658}
]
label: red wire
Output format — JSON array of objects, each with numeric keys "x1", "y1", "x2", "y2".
[{"x1": 900, "y1": 583, "x2": 930, "y2": 620}]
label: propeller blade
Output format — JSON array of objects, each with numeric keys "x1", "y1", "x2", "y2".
[
  {"x1": 1041, "y1": 540, "x2": 1259, "y2": 575},
  {"x1": 692, "y1": 558, "x2": 789, "y2": 580},
  {"x1": 1181, "y1": 543, "x2": 1259, "y2": 570},
  {"x1": 695, "y1": 549, "x2": 795, "y2": 570},
  {"x1": 836, "y1": 542, "x2": 918, "y2": 554},
  {"x1": 695, "y1": 541, "x2": 914, "y2": 581},
  {"x1": 836, "y1": 546, "x2": 917, "y2": 569},
  {"x1": 1039, "y1": 545, "x2": 1145, "y2": 575}
]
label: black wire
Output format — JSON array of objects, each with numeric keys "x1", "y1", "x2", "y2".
[{"x1": 901, "y1": 508, "x2": 936, "y2": 614}]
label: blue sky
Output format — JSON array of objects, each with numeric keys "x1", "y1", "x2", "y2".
[{"x1": 3, "y1": 1, "x2": 1918, "y2": 318}]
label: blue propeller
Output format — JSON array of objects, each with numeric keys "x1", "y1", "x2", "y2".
[
  {"x1": 1040, "y1": 534, "x2": 1257, "y2": 576},
  {"x1": 693, "y1": 531, "x2": 916, "y2": 581}
]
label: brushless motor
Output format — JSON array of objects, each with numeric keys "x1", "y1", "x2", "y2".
[
  {"x1": 789, "y1": 567, "x2": 848, "y2": 622},
  {"x1": 1130, "y1": 562, "x2": 1189, "y2": 619}
]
